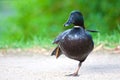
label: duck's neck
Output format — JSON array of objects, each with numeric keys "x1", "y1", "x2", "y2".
[
  {"x1": 74, "y1": 26, "x2": 83, "y2": 28},
  {"x1": 74, "y1": 26, "x2": 80, "y2": 28},
  {"x1": 74, "y1": 25, "x2": 85, "y2": 29}
]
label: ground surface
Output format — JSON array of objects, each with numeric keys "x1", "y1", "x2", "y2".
[{"x1": 0, "y1": 50, "x2": 120, "y2": 80}]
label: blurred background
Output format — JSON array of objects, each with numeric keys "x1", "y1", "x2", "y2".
[{"x1": 0, "y1": 0, "x2": 120, "y2": 49}]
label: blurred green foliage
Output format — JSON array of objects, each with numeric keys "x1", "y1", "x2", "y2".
[{"x1": 0, "y1": 0, "x2": 120, "y2": 48}]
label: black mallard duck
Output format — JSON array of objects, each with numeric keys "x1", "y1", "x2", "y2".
[{"x1": 51, "y1": 10, "x2": 95, "y2": 76}]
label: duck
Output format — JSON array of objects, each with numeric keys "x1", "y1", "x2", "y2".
[{"x1": 51, "y1": 10, "x2": 95, "y2": 76}]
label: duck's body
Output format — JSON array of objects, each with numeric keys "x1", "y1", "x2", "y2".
[
  {"x1": 51, "y1": 10, "x2": 95, "y2": 76},
  {"x1": 53, "y1": 27, "x2": 93, "y2": 61}
]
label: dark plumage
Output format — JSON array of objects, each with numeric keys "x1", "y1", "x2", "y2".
[{"x1": 51, "y1": 10, "x2": 94, "y2": 76}]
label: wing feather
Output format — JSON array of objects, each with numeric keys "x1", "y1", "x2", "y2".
[{"x1": 53, "y1": 29, "x2": 71, "y2": 44}]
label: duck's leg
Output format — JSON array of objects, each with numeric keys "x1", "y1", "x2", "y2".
[{"x1": 67, "y1": 61, "x2": 82, "y2": 76}]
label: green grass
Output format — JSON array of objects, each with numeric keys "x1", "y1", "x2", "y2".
[
  {"x1": 0, "y1": 29, "x2": 120, "y2": 49},
  {"x1": 0, "y1": 0, "x2": 120, "y2": 49},
  {"x1": 92, "y1": 30, "x2": 120, "y2": 48},
  {"x1": 0, "y1": 36, "x2": 54, "y2": 49}
]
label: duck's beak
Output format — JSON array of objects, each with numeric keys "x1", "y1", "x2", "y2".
[
  {"x1": 64, "y1": 21, "x2": 72, "y2": 27},
  {"x1": 64, "y1": 16, "x2": 73, "y2": 27}
]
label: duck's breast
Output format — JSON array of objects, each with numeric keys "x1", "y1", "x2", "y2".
[{"x1": 59, "y1": 28, "x2": 94, "y2": 61}]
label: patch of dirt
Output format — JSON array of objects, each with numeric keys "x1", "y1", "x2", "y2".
[
  {"x1": 0, "y1": 46, "x2": 120, "y2": 80},
  {"x1": 0, "y1": 44, "x2": 120, "y2": 57}
]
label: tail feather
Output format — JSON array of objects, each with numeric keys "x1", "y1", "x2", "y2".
[{"x1": 87, "y1": 29, "x2": 99, "y2": 33}]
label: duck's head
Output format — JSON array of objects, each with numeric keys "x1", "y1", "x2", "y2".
[{"x1": 64, "y1": 10, "x2": 85, "y2": 29}]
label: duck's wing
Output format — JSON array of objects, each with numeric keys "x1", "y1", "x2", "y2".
[
  {"x1": 52, "y1": 29, "x2": 71, "y2": 44},
  {"x1": 51, "y1": 29, "x2": 71, "y2": 58}
]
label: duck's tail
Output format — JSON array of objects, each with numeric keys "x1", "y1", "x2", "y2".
[{"x1": 86, "y1": 29, "x2": 99, "y2": 33}]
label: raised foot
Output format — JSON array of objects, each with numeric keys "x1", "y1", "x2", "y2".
[{"x1": 65, "y1": 73, "x2": 79, "y2": 77}]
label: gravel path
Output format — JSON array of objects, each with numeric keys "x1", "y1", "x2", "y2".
[{"x1": 0, "y1": 52, "x2": 120, "y2": 80}]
